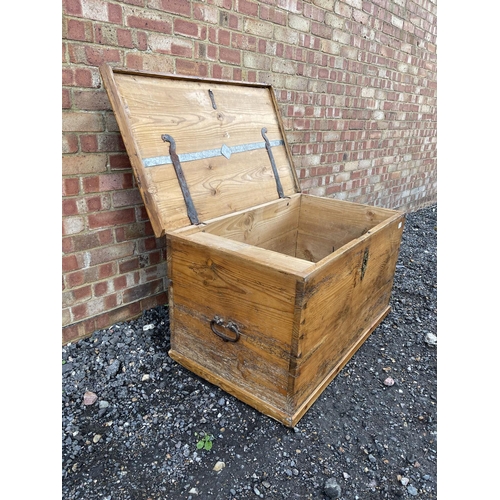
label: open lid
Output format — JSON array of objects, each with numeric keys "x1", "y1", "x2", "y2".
[{"x1": 100, "y1": 65, "x2": 301, "y2": 237}]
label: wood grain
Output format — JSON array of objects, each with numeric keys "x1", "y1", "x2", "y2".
[
  {"x1": 100, "y1": 65, "x2": 300, "y2": 236},
  {"x1": 290, "y1": 214, "x2": 405, "y2": 408},
  {"x1": 166, "y1": 195, "x2": 405, "y2": 426},
  {"x1": 167, "y1": 233, "x2": 305, "y2": 413}
]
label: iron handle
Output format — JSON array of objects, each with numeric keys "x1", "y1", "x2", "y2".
[{"x1": 210, "y1": 316, "x2": 240, "y2": 342}]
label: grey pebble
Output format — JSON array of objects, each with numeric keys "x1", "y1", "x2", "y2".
[
  {"x1": 106, "y1": 360, "x2": 121, "y2": 378},
  {"x1": 407, "y1": 485, "x2": 418, "y2": 496},
  {"x1": 324, "y1": 477, "x2": 342, "y2": 499}
]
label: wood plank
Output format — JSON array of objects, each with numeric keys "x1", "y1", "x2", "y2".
[
  {"x1": 185, "y1": 232, "x2": 312, "y2": 275},
  {"x1": 99, "y1": 64, "x2": 165, "y2": 236},
  {"x1": 298, "y1": 194, "x2": 399, "y2": 249},
  {"x1": 288, "y1": 306, "x2": 391, "y2": 426},
  {"x1": 146, "y1": 147, "x2": 297, "y2": 231},
  {"x1": 170, "y1": 306, "x2": 290, "y2": 406},
  {"x1": 200, "y1": 194, "x2": 300, "y2": 247},
  {"x1": 168, "y1": 234, "x2": 305, "y2": 413},
  {"x1": 296, "y1": 232, "x2": 336, "y2": 262},
  {"x1": 289, "y1": 214, "x2": 405, "y2": 407},
  {"x1": 257, "y1": 228, "x2": 298, "y2": 256},
  {"x1": 168, "y1": 350, "x2": 295, "y2": 426},
  {"x1": 100, "y1": 66, "x2": 300, "y2": 235},
  {"x1": 168, "y1": 234, "x2": 305, "y2": 348}
]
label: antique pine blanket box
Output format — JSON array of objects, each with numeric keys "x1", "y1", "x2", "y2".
[{"x1": 100, "y1": 65, "x2": 405, "y2": 427}]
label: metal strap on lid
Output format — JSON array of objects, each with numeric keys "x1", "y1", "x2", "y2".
[
  {"x1": 161, "y1": 134, "x2": 199, "y2": 225},
  {"x1": 143, "y1": 138, "x2": 284, "y2": 167},
  {"x1": 152, "y1": 132, "x2": 287, "y2": 223},
  {"x1": 261, "y1": 127, "x2": 284, "y2": 198}
]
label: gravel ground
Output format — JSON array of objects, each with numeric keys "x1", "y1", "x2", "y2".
[{"x1": 62, "y1": 204, "x2": 437, "y2": 500}]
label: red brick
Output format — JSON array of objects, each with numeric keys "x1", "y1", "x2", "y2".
[
  {"x1": 62, "y1": 254, "x2": 79, "y2": 272},
  {"x1": 219, "y1": 29, "x2": 231, "y2": 46},
  {"x1": 63, "y1": 133, "x2": 79, "y2": 154},
  {"x1": 114, "y1": 275, "x2": 128, "y2": 289},
  {"x1": 66, "y1": 19, "x2": 87, "y2": 41},
  {"x1": 74, "y1": 68, "x2": 93, "y2": 87},
  {"x1": 174, "y1": 18, "x2": 206, "y2": 39},
  {"x1": 99, "y1": 262, "x2": 115, "y2": 279},
  {"x1": 87, "y1": 242, "x2": 135, "y2": 266},
  {"x1": 81, "y1": 133, "x2": 124, "y2": 153},
  {"x1": 119, "y1": 257, "x2": 140, "y2": 273},
  {"x1": 108, "y1": 3, "x2": 122, "y2": 23},
  {"x1": 84, "y1": 46, "x2": 121, "y2": 65},
  {"x1": 149, "y1": 250, "x2": 164, "y2": 265},
  {"x1": 72, "y1": 90, "x2": 110, "y2": 111},
  {"x1": 62, "y1": 317, "x2": 96, "y2": 344},
  {"x1": 162, "y1": 0, "x2": 191, "y2": 16},
  {"x1": 117, "y1": 28, "x2": 134, "y2": 48},
  {"x1": 144, "y1": 237, "x2": 158, "y2": 251},
  {"x1": 70, "y1": 230, "x2": 111, "y2": 252},
  {"x1": 122, "y1": 279, "x2": 163, "y2": 304},
  {"x1": 115, "y1": 222, "x2": 148, "y2": 242},
  {"x1": 73, "y1": 285, "x2": 92, "y2": 301},
  {"x1": 62, "y1": 237, "x2": 74, "y2": 254},
  {"x1": 62, "y1": 198, "x2": 78, "y2": 216},
  {"x1": 71, "y1": 303, "x2": 88, "y2": 322},
  {"x1": 171, "y1": 41, "x2": 193, "y2": 57},
  {"x1": 88, "y1": 208, "x2": 136, "y2": 229},
  {"x1": 136, "y1": 205, "x2": 150, "y2": 221},
  {"x1": 219, "y1": 47, "x2": 241, "y2": 65},
  {"x1": 85, "y1": 195, "x2": 104, "y2": 212},
  {"x1": 126, "y1": 53, "x2": 143, "y2": 70},
  {"x1": 113, "y1": 189, "x2": 142, "y2": 208},
  {"x1": 205, "y1": 44, "x2": 217, "y2": 60},
  {"x1": 66, "y1": 270, "x2": 85, "y2": 288},
  {"x1": 94, "y1": 281, "x2": 108, "y2": 296},
  {"x1": 81, "y1": 134, "x2": 98, "y2": 152},
  {"x1": 136, "y1": 31, "x2": 148, "y2": 50},
  {"x1": 127, "y1": 15, "x2": 172, "y2": 34},
  {"x1": 105, "y1": 294, "x2": 118, "y2": 309},
  {"x1": 312, "y1": 21, "x2": 332, "y2": 39},
  {"x1": 175, "y1": 59, "x2": 208, "y2": 77},
  {"x1": 62, "y1": 89, "x2": 71, "y2": 109},
  {"x1": 63, "y1": 0, "x2": 82, "y2": 16},
  {"x1": 233, "y1": 68, "x2": 242, "y2": 80},
  {"x1": 109, "y1": 154, "x2": 132, "y2": 170},
  {"x1": 140, "y1": 291, "x2": 168, "y2": 312},
  {"x1": 63, "y1": 178, "x2": 80, "y2": 197},
  {"x1": 83, "y1": 173, "x2": 134, "y2": 193},
  {"x1": 94, "y1": 304, "x2": 135, "y2": 331},
  {"x1": 239, "y1": 0, "x2": 258, "y2": 16}
]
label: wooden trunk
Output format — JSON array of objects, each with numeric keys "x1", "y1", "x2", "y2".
[{"x1": 100, "y1": 65, "x2": 405, "y2": 427}]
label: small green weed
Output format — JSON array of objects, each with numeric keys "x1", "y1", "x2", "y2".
[{"x1": 195, "y1": 432, "x2": 214, "y2": 451}]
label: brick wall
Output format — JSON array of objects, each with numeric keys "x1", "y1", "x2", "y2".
[{"x1": 62, "y1": 0, "x2": 437, "y2": 344}]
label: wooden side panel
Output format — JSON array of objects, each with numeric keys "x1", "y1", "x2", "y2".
[
  {"x1": 167, "y1": 234, "x2": 305, "y2": 415},
  {"x1": 258, "y1": 229, "x2": 297, "y2": 257},
  {"x1": 290, "y1": 213, "x2": 405, "y2": 408},
  {"x1": 296, "y1": 195, "x2": 398, "y2": 262},
  {"x1": 201, "y1": 194, "x2": 301, "y2": 255},
  {"x1": 101, "y1": 67, "x2": 299, "y2": 235}
]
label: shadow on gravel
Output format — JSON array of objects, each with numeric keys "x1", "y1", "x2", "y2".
[{"x1": 62, "y1": 205, "x2": 437, "y2": 500}]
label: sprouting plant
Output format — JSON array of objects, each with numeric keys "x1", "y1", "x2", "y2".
[{"x1": 195, "y1": 432, "x2": 214, "y2": 451}]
